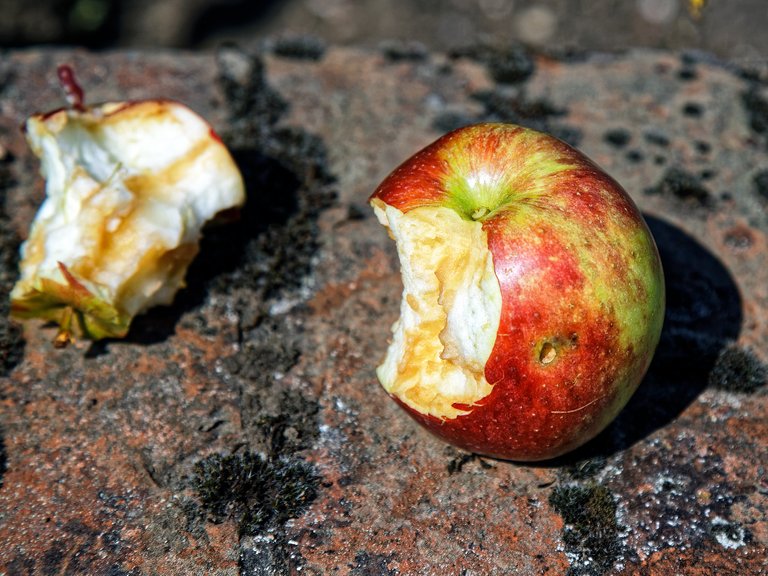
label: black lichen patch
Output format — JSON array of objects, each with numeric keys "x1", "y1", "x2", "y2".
[
  {"x1": 677, "y1": 66, "x2": 698, "y2": 81},
  {"x1": 5, "y1": 554, "x2": 36, "y2": 575},
  {"x1": 708, "y1": 344, "x2": 767, "y2": 393},
  {"x1": 626, "y1": 150, "x2": 644, "y2": 163},
  {"x1": 473, "y1": 89, "x2": 564, "y2": 124},
  {"x1": 550, "y1": 125, "x2": 584, "y2": 148},
  {"x1": 222, "y1": 315, "x2": 321, "y2": 457},
  {"x1": 752, "y1": 169, "x2": 768, "y2": 203},
  {"x1": 431, "y1": 53, "x2": 580, "y2": 144},
  {"x1": 431, "y1": 110, "x2": 479, "y2": 133},
  {"x1": 450, "y1": 44, "x2": 535, "y2": 84},
  {"x1": 0, "y1": 148, "x2": 25, "y2": 375},
  {"x1": 379, "y1": 39, "x2": 428, "y2": 62},
  {"x1": 350, "y1": 551, "x2": 399, "y2": 576},
  {"x1": 695, "y1": 140, "x2": 712, "y2": 155},
  {"x1": 24, "y1": 519, "x2": 134, "y2": 576},
  {"x1": 155, "y1": 45, "x2": 336, "y2": 331},
  {"x1": 682, "y1": 102, "x2": 704, "y2": 117},
  {"x1": 269, "y1": 35, "x2": 326, "y2": 61},
  {"x1": 603, "y1": 128, "x2": 631, "y2": 148},
  {"x1": 193, "y1": 451, "x2": 319, "y2": 537},
  {"x1": 210, "y1": 48, "x2": 335, "y2": 304},
  {"x1": 643, "y1": 130, "x2": 670, "y2": 147},
  {"x1": 445, "y1": 451, "x2": 494, "y2": 474},
  {"x1": 458, "y1": 89, "x2": 582, "y2": 146},
  {"x1": 0, "y1": 427, "x2": 7, "y2": 489},
  {"x1": 563, "y1": 456, "x2": 608, "y2": 481},
  {"x1": 742, "y1": 85, "x2": 768, "y2": 136},
  {"x1": 645, "y1": 167, "x2": 713, "y2": 209},
  {"x1": 549, "y1": 485, "x2": 622, "y2": 576},
  {"x1": 485, "y1": 46, "x2": 535, "y2": 85},
  {"x1": 218, "y1": 46, "x2": 288, "y2": 132}
]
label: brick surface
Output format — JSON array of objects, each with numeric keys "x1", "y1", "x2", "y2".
[{"x1": 0, "y1": 46, "x2": 766, "y2": 575}]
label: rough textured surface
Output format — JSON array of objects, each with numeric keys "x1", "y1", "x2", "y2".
[{"x1": 0, "y1": 45, "x2": 766, "y2": 575}]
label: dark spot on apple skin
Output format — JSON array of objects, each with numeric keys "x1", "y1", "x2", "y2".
[
  {"x1": 708, "y1": 343, "x2": 767, "y2": 393},
  {"x1": 549, "y1": 484, "x2": 622, "y2": 576}
]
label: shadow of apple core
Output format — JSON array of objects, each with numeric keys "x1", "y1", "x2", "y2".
[{"x1": 552, "y1": 214, "x2": 742, "y2": 463}]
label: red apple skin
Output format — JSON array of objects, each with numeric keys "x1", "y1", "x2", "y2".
[{"x1": 371, "y1": 123, "x2": 665, "y2": 461}]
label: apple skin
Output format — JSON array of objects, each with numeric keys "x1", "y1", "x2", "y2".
[{"x1": 370, "y1": 123, "x2": 665, "y2": 461}]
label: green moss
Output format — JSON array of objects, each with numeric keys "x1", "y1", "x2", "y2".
[
  {"x1": 193, "y1": 452, "x2": 319, "y2": 537},
  {"x1": 549, "y1": 485, "x2": 622, "y2": 576}
]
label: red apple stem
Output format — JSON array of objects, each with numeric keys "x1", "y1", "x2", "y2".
[
  {"x1": 57, "y1": 64, "x2": 85, "y2": 111},
  {"x1": 54, "y1": 306, "x2": 75, "y2": 348}
]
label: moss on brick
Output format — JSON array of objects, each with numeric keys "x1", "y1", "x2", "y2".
[
  {"x1": 549, "y1": 484, "x2": 622, "y2": 576},
  {"x1": 193, "y1": 451, "x2": 319, "y2": 537}
]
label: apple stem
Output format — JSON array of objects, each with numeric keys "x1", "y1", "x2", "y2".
[
  {"x1": 54, "y1": 306, "x2": 75, "y2": 348},
  {"x1": 57, "y1": 64, "x2": 85, "y2": 111}
]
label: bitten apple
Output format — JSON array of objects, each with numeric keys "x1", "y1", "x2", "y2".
[
  {"x1": 10, "y1": 66, "x2": 245, "y2": 345},
  {"x1": 370, "y1": 123, "x2": 664, "y2": 461}
]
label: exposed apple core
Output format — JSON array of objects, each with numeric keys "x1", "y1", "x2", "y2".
[
  {"x1": 372, "y1": 201, "x2": 502, "y2": 419},
  {"x1": 11, "y1": 100, "x2": 245, "y2": 340}
]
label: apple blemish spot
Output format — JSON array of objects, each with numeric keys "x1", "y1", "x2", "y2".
[{"x1": 539, "y1": 342, "x2": 557, "y2": 364}]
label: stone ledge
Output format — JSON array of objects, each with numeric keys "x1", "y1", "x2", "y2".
[{"x1": 0, "y1": 45, "x2": 766, "y2": 575}]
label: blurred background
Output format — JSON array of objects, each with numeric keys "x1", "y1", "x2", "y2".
[{"x1": 0, "y1": 0, "x2": 766, "y2": 65}]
